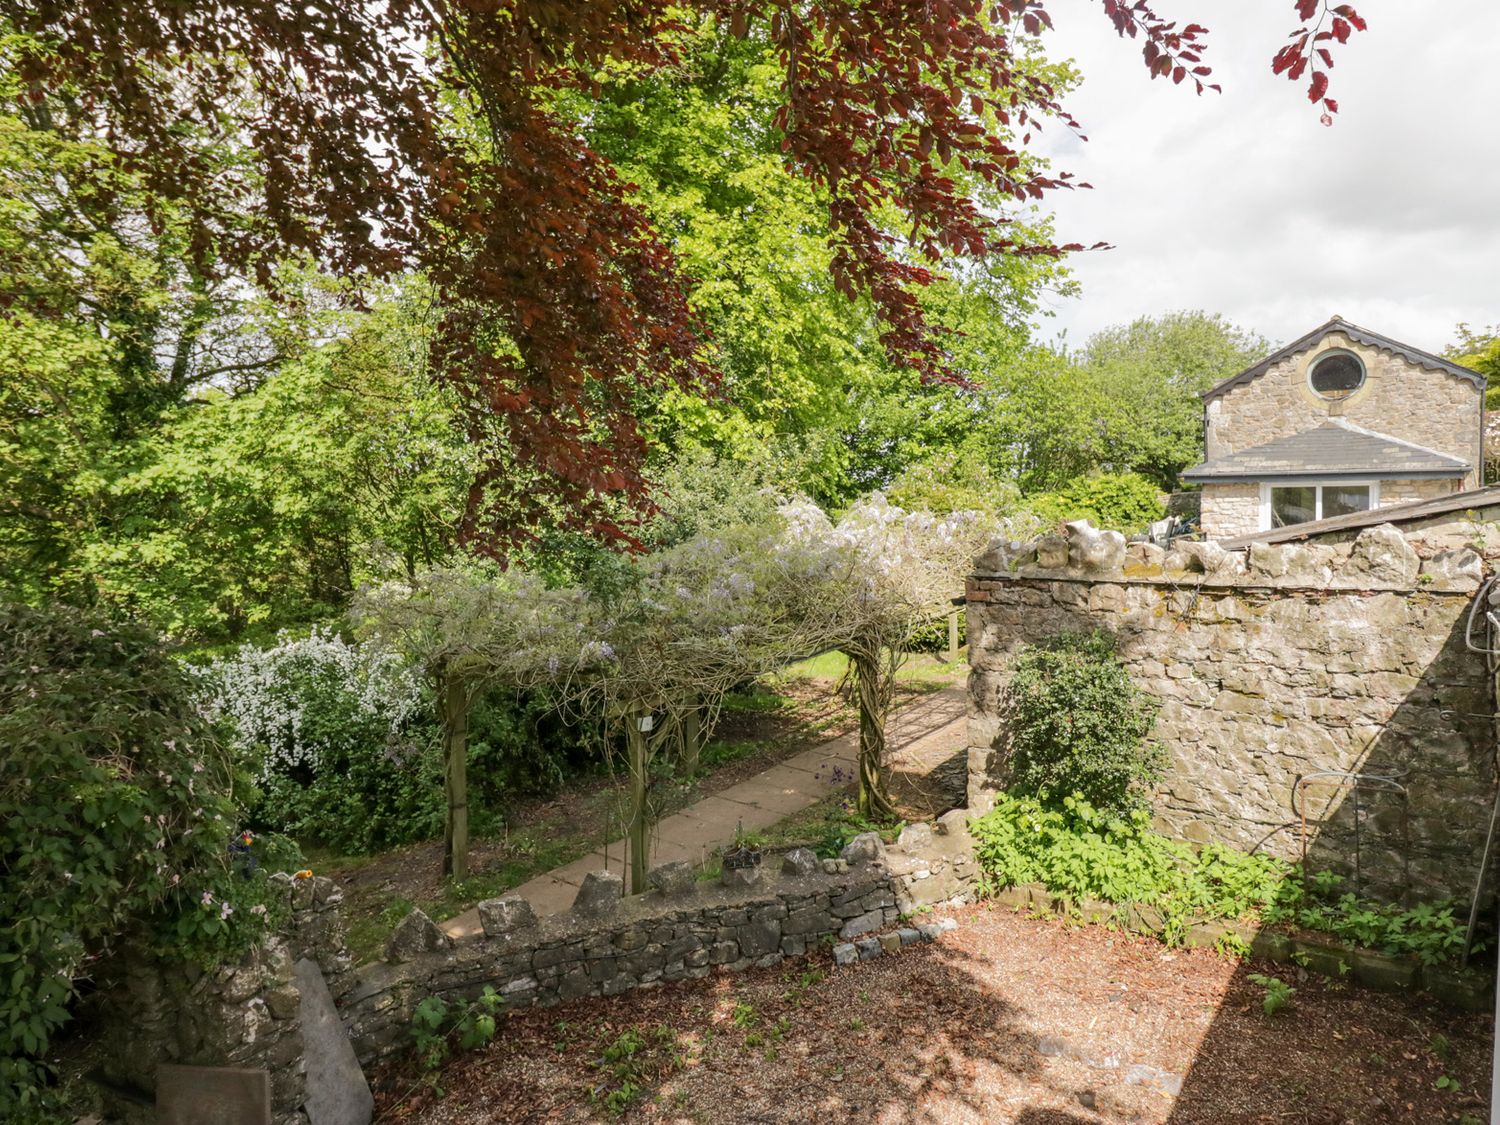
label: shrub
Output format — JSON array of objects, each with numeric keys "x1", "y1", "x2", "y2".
[
  {"x1": 0, "y1": 605, "x2": 279, "y2": 1118},
  {"x1": 465, "y1": 687, "x2": 599, "y2": 834},
  {"x1": 1002, "y1": 630, "x2": 1164, "y2": 815},
  {"x1": 971, "y1": 793, "x2": 1287, "y2": 943},
  {"x1": 1026, "y1": 471, "x2": 1165, "y2": 533},
  {"x1": 199, "y1": 627, "x2": 441, "y2": 853}
]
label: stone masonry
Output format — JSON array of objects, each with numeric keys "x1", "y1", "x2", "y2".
[
  {"x1": 94, "y1": 872, "x2": 354, "y2": 1125},
  {"x1": 1204, "y1": 331, "x2": 1482, "y2": 478},
  {"x1": 967, "y1": 519, "x2": 1499, "y2": 902},
  {"x1": 1198, "y1": 330, "x2": 1483, "y2": 539},
  {"x1": 344, "y1": 822, "x2": 979, "y2": 1065},
  {"x1": 90, "y1": 822, "x2": 981, "y2": 1114}
]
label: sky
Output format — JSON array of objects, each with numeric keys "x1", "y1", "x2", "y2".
[{"x1": 1027, "y1": 1, "x2": 1500, "y2": 355}]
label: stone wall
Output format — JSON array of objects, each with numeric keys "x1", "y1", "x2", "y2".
[
  {"x1": 93, "y1": 873, "x2": 354, "y2": 1125},
  {"x1": 1199, "y1": 482, "x2": 1261, "y2": 540},
  {"x1": 344, "y1": 821, "x2": 979, "y2": 1065},
  {"x1": 1204, "y1": 330, "x2": 1483, "y2": 486},
  {"x1": 967, "y1": 519, "x2": 1498, "y2": 902},
  {"x1": 89, "y1": 819, "x2": 981, "y2": 1119}
]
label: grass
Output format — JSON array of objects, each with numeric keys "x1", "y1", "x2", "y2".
[{"x1": 777, "y1": 649, "x2": 964, "y2": 687}]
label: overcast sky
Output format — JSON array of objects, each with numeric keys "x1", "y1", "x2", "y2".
[{"x1": 1028, "y1": 1, "x2": 1499, "y2": 355}]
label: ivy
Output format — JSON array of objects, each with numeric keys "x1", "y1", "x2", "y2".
[{"x1": 0, "y1": 605, "x2": 279, "y2": 1117}]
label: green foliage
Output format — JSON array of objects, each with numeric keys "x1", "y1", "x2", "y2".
[
  {"x1": 591, "y1": 1024, "x2": 684, "y2": 1117},
  {"x1": 1261, "y1": 874, "x2": 1470, "y2": 967},
  {"x1": 1247, "y1": 973, "x2": 1295, "y2": 1017},
  {"x1": 1075, "y1": 311, "x2": 1269, "y2": 489},
  {"x1": 884, "y1": 450, "x2": 1032, "y2": 524},
  {"x1": 972, "y1": 794, "x2": 1478, "y2": 965},
  {"x1": 0, "y1": 605, "x2": 277, "y2": 1117},
  {"x1": 1026, "y1": 472, "x2": 1166, "y2": 534},
  {"x1": 410, "y1": 987, "x2": 503, "y2": 1071},
  {"x1": 1002, "y1": 631, "x2": 1164, "y2": 816},
  {"x1": 970, "y1": 793, "x2": 1285, "y2": 945}
]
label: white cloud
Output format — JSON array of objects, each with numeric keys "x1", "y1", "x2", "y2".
[{"x1": 1027, "y1": 1, "x2": 1500, "y2": 353}]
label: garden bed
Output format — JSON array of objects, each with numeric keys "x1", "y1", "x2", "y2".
[
  {"x1": 371, "y1": 901, "x2": 1493, "y2": 1123},
  {"x1": 989, "y1": 881, "x2": 1495, "y2": 1010}
]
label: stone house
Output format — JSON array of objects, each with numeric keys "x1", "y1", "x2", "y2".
[{"x1": 1182, "y1": 317, "x2": 1485, "y2": 540}]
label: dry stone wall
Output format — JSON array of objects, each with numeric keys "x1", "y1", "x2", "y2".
[
  {"x1": 967, "y1": 519, "x2": 1498, "y2": 902},
  {"x1": 93, "y1": 872, "x2": 356, "y2": 1125},
  {"x1": 344, "y1": 820, "x2": 979, "y2": 1065}
]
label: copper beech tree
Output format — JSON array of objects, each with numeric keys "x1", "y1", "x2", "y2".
[{"x1": 3, "y1": 1, "x2": 1364, "y2": 553}]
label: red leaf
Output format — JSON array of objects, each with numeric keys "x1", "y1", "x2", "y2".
[{"x1": 1308, "y1": 71, "x2": 1328, "y2": 103}]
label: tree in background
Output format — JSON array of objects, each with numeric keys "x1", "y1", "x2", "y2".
[
  {"x1": 1076, "y1": 311, "x2": 1269, "y2": 489},
  {"x1": 2, "y1": 1, "x2": 1364, "y2": 556},
  {"x1": 1448, "y1": 324, "x2": 1500, "y2": 481}
]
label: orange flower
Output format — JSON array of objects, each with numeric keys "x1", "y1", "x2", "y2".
[{"x1": 293, "y1": 869, "x2": 313, "y2": 879}]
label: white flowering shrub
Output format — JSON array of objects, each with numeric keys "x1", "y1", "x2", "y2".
[{"x1": 198, "y1": 627, "x2": 441, "y2": 852}]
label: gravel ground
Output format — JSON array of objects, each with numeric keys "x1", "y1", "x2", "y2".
[{"x1": 372, "y1": 903, "x2": 1493, "y2": 1124}]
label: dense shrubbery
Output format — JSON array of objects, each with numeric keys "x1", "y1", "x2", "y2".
[
  {"x1": 199, "y1": 628, "x2": 439, "y2": 853},
  {"x1": 0, "y1": 605, "x2": 283, "y2": 1119},
  {"x1": 1026, "y1": 471, "x2": 1165, "y2": 533},
  {"x1": 970, "y1": 794, "x2": 1472, "y2": 963},
  {"x1": 1002, "y1": 631, "x2": 1164, "y2": 815},
  {"x1": 200, "y1": 629, "x2": 594, "y2": 853}
]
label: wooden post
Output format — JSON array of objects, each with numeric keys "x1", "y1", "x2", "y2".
[
  {"x1": 682, "y1": 700, "x2": 702, "y2": 778},
  {"x1": 946, "y1": 607, "x2": 960, "y2": 663},
  {"x1": 626, "y1": 708, "x2": 650, "y2": 894},
  {"x1": 441, "y1": 670, "x2": 470, "y2": 882}
]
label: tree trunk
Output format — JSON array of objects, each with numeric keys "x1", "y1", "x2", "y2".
[
  {"x1": 441, "y1": 670, "x2": 470, "y2": 881},
  {"x1": 850, "y1": 645, "x2": 899, "y2": 820},
  {"x1": 625, "y1": 710, "x2": 651, "y2": 894},
  {"x1": 681, "y1": 700, "x2": 702, "y2": 778}
]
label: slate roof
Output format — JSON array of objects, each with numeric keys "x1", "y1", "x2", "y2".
[
  {"x1": 1218, "y1": 483, "x2": 1500, "y2": 548},
  {"x1": 1181, "y1": 419, "x2": 1470, "y2": 482},
  {"x1": 1202, "y1": 316, "x2": 1485, "y2": 401}
]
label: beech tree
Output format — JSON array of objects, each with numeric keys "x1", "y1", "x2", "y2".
[{"x1": 2, "y1": 2, "x2": 1365, "y2": 555}]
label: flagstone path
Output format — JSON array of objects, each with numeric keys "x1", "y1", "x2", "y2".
[{"x1": 440, "y1": 683, "x2": 968, "y2": 937}]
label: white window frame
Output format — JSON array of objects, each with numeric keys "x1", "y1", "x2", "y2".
[{"x1": 1259, "y1": 479, "x2": 1381, "y2": 531}]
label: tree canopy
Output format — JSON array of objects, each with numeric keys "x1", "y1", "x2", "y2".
[{"x1": 2, "y1": 1, "x2": 1364, "y2": 552}]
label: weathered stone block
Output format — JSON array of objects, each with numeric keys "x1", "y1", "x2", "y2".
[
  {"x1": 832, "y1": 942, "x2": 858, "y2": 966},
  {"x1": 571, "y1": 871, "x2": 623, "y2": 917},
  {"x1": 384, "y1": 910, "x2": 449, "y2": 964},
  {"x1": 841, "y1": 832, "x2": 886, "y2": 867},
  {"x1": 1036, "y1": 533, "x2": 1069, "y2": 569},
  {"x1": 839, "y1": 909, "x2": 885, "y2": 940},
  {"x1": 477, "y1": 895, "x2": 537, "y2": 938},
  {"x1": 781, "y1": 848, "x2": 820, "y2": 876},
  {"x1": 1339, "y1": 524, "x2": 1419, "y2": 587},
  {"x1": 647, "y1": 861, "x2": 697, "y2": 897},
  {"x1": 738, "y1": 920, "x2": 782, "y2": 958},
  {"x1": 1422, "y1": 547, "x2": 1483, "y2": 592},
  {"x1": 1066, "y1": 521, "x2": 1126, "y2": 572},
  {"x1": 896, "y1": 822, "x2": 933, "y2": 852}
]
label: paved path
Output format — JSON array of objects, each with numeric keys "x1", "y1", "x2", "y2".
[{"x1": 441, "y1": 683, "x2": 968, "y2": 937}]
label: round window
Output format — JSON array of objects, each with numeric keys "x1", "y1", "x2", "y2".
[{"x1": 1309, "y1": 350, "x2": 1365, "y2": 399}]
